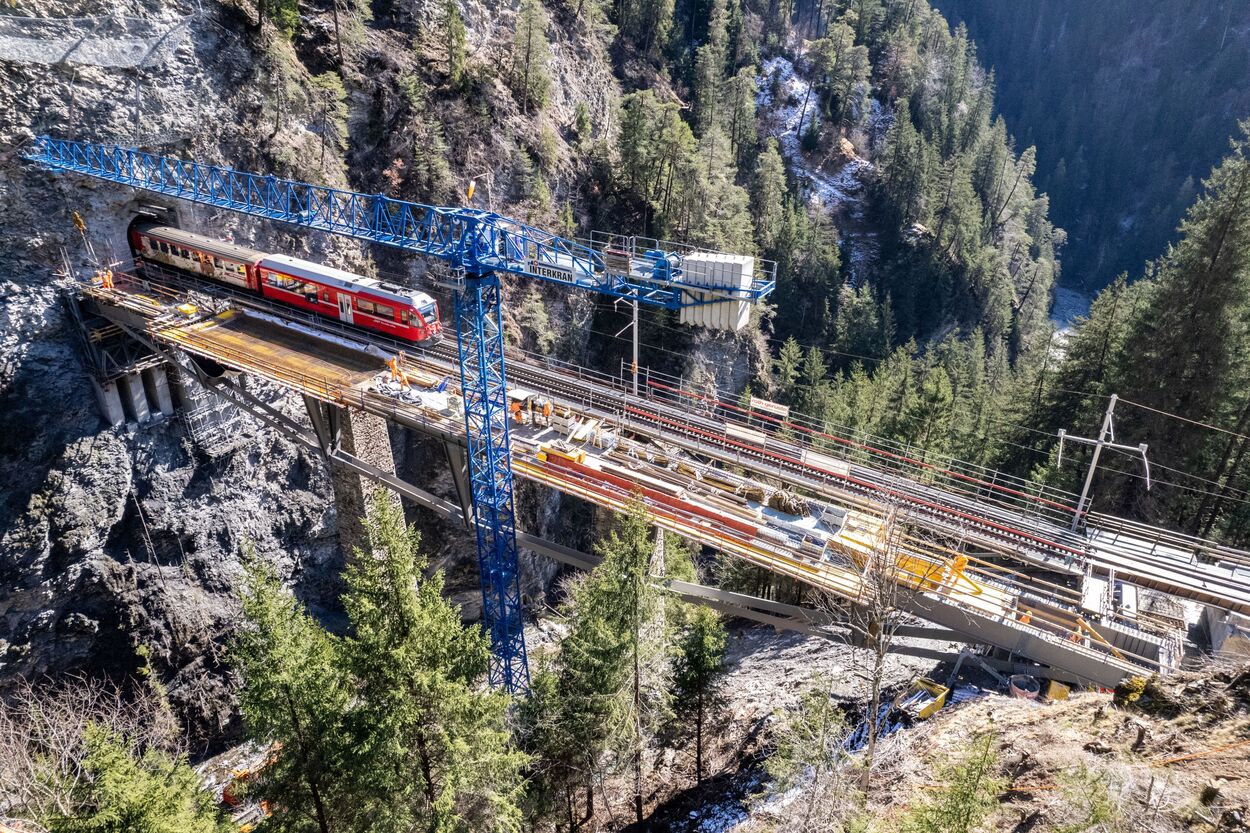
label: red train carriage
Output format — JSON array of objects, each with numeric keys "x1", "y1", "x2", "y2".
[
  {"x1": 128, "y1": 223, "x2": 441, "y2": 342},
  {"x1": 256, "y1": 254, "x2": 440, "y2": 342}
]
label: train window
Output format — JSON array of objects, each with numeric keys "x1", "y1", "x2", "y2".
[
  {"x1": 158, "y1": 241, "x2": 170, "y2": 254},
  {"x1": 213, "y1": 257, "x2": 222, "y2": 269},
  {"x1": 320, "y1": 290, "x2": 330, "y2": 302},
  {"x1": 400, "y1": 309, "x2": 410, "y2": 323},
  {"x1": 180, "y1": 248, "x2": 191, "y2": 259},
  {"x1": 265, "y1": 273, "x2": 301, "y2": 291},
  {"x1": 373, "y1": 303, "x2": 394, "y2": 319},
  {"x1": 357, "y1": 299, "x2": 376, "y2": 315}
]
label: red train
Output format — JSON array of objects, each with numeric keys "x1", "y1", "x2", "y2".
[{"x1": 128, "y1": 222, "x2": 442, "y2": 342}]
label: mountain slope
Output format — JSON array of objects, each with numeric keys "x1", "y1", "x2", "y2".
[{"x1": 934, "y1": 0, "x2": 1250, "y2": 292}]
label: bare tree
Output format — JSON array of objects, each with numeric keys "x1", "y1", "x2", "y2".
[
  {"x1": 843, "y1": 504, "x2": 924, "y2": 789},
  {"x1": 0, "y1": 675, "x2": 179, "y2": 824}
]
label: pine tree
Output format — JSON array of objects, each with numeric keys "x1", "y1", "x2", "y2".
[
  {"x1": 671, "y1": 606, "x2": 726, "y2": 785},
  {"x1": 444, "y1": 0, "x2": 466, "y2": 88},
  {"x1": 49, "y1": 726, "x2": 229, "y2": 833},
  {"x1": 234, "y1": 558, "x2": 353, "y2": 833},
  {"x1": 511, "y1": 0, "x2": 552, "y2": 114},
  {"x1": 339, "y1": 499, "x2": 527, "y2": 833},
  {"x1": 752, "y1": 138, "x2": 787, "y2": 252}
]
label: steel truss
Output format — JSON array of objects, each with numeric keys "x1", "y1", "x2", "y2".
[{"x1": 454, "y1": 277, "x2": 527, "y2": 690}]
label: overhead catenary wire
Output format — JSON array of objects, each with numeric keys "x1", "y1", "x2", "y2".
[
  {"x1": 1102, "y1": 444, "x2": 1250, "y2": 497},
  {"x1": 1118, "y1": 396, "x2": 1250, "y2": 443},
  {"x1": 1093, "y1": 461, "x2": 1250, "y2": 513}
]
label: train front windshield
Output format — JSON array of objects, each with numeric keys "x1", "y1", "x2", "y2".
[{"x1": 416, "y1": 299, "x2": 438, "y2": 324}]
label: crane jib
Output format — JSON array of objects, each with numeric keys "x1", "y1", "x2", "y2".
[{"x1": 27, "y1": 137, "x2": 775, "y2": 310}]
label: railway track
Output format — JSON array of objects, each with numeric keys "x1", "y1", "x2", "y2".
[{"x1": 101, "y1": 267, "x2": 1250, "y2": 614}]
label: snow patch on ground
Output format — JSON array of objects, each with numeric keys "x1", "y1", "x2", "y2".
[
  {"x1": 758, "y1": 56, "x2": 879, "y2": 285},
  {"x1": 758, "y1": 56, "x2": 874, "y2": 215}
]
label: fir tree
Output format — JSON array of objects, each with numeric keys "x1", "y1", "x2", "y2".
[
  {"x1": 444, "y1": 0, "x2": 466, "y2": 88},
  {"x1": 511, "y1": 0, "x2": 552, "y2": 114},
  {"x1": 773, "y1": 336, "x2": 805, "y2": 402},
  {"x1": 671, "y1": 606, "x2": 726, "y2": 785},
  {"x1": 49, "y1": 726, "x2": 229, "y2": 833},
  {"x1": 1115, "y1": 122, "x2": 1250, "y2": 507},
  {"x1": 724, "y1": 67, "x2": 758, "y2": 167},
  {"x1": 543, "y1": 499, "x2": 669, "y2": 826},
  {"x1": 899, "y1": 735, "x2": 1003, "y2": 833},
  {"x1": 340, "y1": 499, "x2": 527, "y2": 833},
  {"x1": 256, "y1": 0, "x2": 299, "y2": 38},
  {"x1": 692, "y1": 0, "x2": 728, "y2": 134},
  {"x1": 573, "y1": 100, "x2": 592, "y2": 144},
  {"x1": 752, "y1": 138, "x2": 788, "y2": 252},
  {"x1": 234, "y1": 558, "x2": 353, "y2": 833}
]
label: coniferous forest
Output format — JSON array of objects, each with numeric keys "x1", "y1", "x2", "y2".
[
  {"x1": 6, "y1": 0, "x2": 1250, "y2": 830},
  {"x1": 935, "y1": 0, "x2": 1250, "y2": 293}
]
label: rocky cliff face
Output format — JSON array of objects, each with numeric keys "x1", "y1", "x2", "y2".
[{"x1": 0, "y1": 0, "x2": 627, "y2": 746}]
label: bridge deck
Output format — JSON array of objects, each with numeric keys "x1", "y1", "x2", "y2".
[
  {"x1": 78, "y1": 275, "x2": 1175, "y2": 686},
  {"x1": 155, "y1": 310, "x2": 385, "y2": 399}
]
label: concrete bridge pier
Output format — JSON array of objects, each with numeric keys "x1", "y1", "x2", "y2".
[
  {"x1": 117, "y1": 371, "x2": 151, "y2": 424},
  {"x1": 303, "y1": 396, "x2": 402, "y2": 558},
  {"x1": 142, "y1": 365, "x2": 176, "y2": 417},
  {"x1": 91, "y1": 378, "x2": 126, "y2": 427}
]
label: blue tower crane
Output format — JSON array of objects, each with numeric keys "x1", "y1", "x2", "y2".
[{"x1": 27, "y1": 136, "x2": 776, "y2": 692}]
